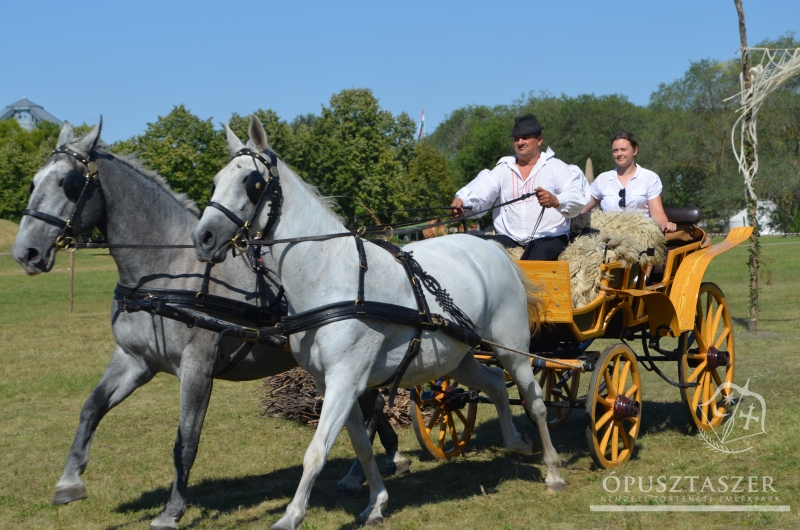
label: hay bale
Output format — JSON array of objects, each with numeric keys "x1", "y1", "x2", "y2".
[
  {"x1": 559, "y1": 211, "x2": 666, "y2": 308},
  {"x1": 260, "y1": 367, "x2": 411, "y2": 428}
]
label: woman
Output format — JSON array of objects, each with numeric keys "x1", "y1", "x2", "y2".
[{"x1": 581, "y1": 131, "x2": 676, "y2": 233}]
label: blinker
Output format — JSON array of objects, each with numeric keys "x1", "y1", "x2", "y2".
[
  {"x1": 245, "y1": 169, "x2": 267, "y2": 204},
  {"x1": 63, "y1": 169, "x2": 88, "y2": 202}
]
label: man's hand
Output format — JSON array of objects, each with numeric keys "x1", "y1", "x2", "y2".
[
  {"x1": 450, "y1": 197, "x2": 464, "y2": 217},
  {"x1": 534, "y1": 187, "x2": 560, "y2": 209}
]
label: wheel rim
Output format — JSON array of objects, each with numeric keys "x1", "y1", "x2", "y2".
[
  {"x1": 586, "y1": 343, "x2": 642, "y2": 468},
  {"x1": 530, "y1": 367, "x2": 580, "y2": 428},
  {"x1": 410, "y1": 378, "x2": 477, "y2": 460},
  {"x1": 679, "y1": 283, "x2": 735, "y2": 431}
]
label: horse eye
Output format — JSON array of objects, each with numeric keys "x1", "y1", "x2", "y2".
[
  {"x1": 29, "y1": 182, "x2": 34, "y2": 195},
  {"x1": 210, "y1": 184, "x2": 216, "y2": 196}
]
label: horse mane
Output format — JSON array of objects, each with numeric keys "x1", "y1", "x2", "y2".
[
  {"x1": 75, "y1": 139, "x2": 200, "y2": 215},
  {"x1": 278, "y1": 159, "x2": 345, "y2": 224},
  {"x1": 106, "y1": 150, "x2": 200, "y2": 216}
]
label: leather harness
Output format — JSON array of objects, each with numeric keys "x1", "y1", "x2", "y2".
[{"x1": 209, "y1": 147, "x2": 483, "y2": 406}]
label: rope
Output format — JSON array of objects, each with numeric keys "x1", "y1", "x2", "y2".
[
  {"x1": 727, "y1": 47, "x2": 800, "y2": 201},
  {"x1": 480, "y1": 338, "x2": 587, "y2": 370}
]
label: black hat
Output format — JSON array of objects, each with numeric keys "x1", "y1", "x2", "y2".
[{"x1": 511, "y1": 114, "x2": 544, "y2": 136}]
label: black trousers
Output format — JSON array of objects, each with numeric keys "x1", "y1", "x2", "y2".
[{"x1": 475, "y1": 233, "x2": 569, "y2": 261}]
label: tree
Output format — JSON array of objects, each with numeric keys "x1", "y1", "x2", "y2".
[
  {"x1": 0, "y1": 120, "x2": 61, "y2": 221},
  {"x1": 290, "y1": 88, "x2": 419, "y2": 222},
  {"x1": 112, "y1": 105, "x2": 228, "y2": 206}
]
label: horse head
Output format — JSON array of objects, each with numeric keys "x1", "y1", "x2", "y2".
[
  {"x1": 12, "y1": 119, "x2": 106, "y2": 274},
  {"x1": 193, "y1": 115, "x2": 276, "y2": 263}
]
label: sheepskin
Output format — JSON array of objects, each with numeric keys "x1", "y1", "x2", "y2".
[{"x1": 559, "y1": 211, "x2": 666, "y2": 308}]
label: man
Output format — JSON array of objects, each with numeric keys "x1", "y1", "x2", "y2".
[{"x1": 450, "y1": 113, "x2": 588, "y2": 260}]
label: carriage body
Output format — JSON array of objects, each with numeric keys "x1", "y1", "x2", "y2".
[{"x1": 412, "y1": 220, "x2": 753, "y2": 468}]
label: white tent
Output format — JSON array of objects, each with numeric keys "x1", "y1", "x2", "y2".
[{"x1": 729, "y1": 200, "x2": 779, "y2": 235}]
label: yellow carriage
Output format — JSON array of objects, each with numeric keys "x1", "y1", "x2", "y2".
[{"x1": 410, "y1": 210, "x2": 753, "y2": 468}]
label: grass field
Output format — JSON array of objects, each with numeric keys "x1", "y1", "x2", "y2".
[{"x1": 1, "y1": 225, "x2": 799, "y2": 529}]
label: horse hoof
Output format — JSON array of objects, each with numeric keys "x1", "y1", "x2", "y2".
[
  {"x1": 361, "y1": 514, "x2": 384, "y2": 527},
  {"x1": 338, "y1": 479, "x2": 363, "y2": 496},
  {"x1": 149, "y1": 514, "x2": 179, "y2": 530},
  {"x1": 389, "y1": 458, "x2": 410, "y2": 476},
  {"x1": 52, "y1": 484, "x2": 87, "y2": 505},
  {"x1": 545, "y1": 480, "x2": 566, "y2": 493}
]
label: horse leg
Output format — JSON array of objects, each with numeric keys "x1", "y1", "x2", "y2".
[
  {"x1": 150, "y1": 353, "x2": 214, "y2": 530},
  {"x1": 338, "y1": 390, "x2": 410, "y2": 494},
  {"x1": 53, "y1": 345, "x2": 154, "y2": 505},
  {"x1": 338, "y1": 390, "x2": 379, "y2": 494},
  {"x1": 499, "y1": 354, "x2": 566, "y2": 492},
  {"x1": 272, "y1": 380, "x2": 380, "y2": 530},
  {"x1": 344, "y1": 402, "x2": 388, "y2": 526},
  {"x1": 448, "y1": 354, "x2": 533, "y2": 455},
  {"x1": 373, "y1": 395, "x2": 410, "y2": 476}
]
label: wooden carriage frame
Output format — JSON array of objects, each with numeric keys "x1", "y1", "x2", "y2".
[{"x1": 410, "y1": 225, "x2": 753, "y2": 468}]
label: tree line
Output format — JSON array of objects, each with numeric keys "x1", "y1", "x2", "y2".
[{"x1": 1, "y1": 33, "x2": 798, "y2": 231}]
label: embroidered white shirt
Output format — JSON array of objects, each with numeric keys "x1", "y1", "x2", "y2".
[
  {"x1": 455, "y1": 148, "x2": 588, "y2": 243},
  {"x1": 590, "y1": 165, "x2": 663, "y2": 217}
]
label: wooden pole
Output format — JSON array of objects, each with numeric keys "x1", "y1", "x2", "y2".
[
  {"x1": 734, "y1": 0, "x2": 760, "y2": 332},
  {"x1": 69, "y1": 251, "x2": 74, "y2": 313}
]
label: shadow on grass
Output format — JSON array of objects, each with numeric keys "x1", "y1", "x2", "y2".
[
  {"x1": 112, "y1": 451, "x2": 551, "y2": 529},
  {"x1": 112, "y1": 400, "x2": 696, "y2": 529}
]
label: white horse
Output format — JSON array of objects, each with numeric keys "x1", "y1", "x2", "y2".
[{"x1": 192, "y1": 117, "x2": 565, "y2": 529}]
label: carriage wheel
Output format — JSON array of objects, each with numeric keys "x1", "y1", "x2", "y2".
[
  {"x1": 585, "y1": 343, "x2": 642, "y2": 468},
  {"x1": 528, "y1": 367, "x2": 581, "y2": 429},
  {"x1": 410, "y1": 378, "x2": 478, "y2": 460},
  {"x1": 678, "y1": 282, "x2": 735, "y2": 431}
]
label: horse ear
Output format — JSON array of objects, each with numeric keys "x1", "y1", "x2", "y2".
[
  {"x1": 248, "y1": 115, "x2": 269, "y2": 152},
  {"x1": 73, "y1": 117, "x2": 103, "y2": 154},
  {"x1": 225, "y1": 123, "x2": 245, "y2": 155},
  {"x1": 57, "y1": 121, "x2": 74, "y2": 147}
]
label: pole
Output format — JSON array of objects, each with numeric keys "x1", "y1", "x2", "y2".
[
  {"x1": 69, "y1": 251, "x2": 74, "y2": 313},
  {"x1": 734, "y1": 0, "x2": 760, "y2": 332}
]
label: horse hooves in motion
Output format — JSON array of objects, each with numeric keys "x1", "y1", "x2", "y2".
[{"x1": 51, "y1": 482, "x2": 87, "y2": 505}]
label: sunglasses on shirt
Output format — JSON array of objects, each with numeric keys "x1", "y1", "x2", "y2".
[{"x1": 619, "y1": 188, "x2": 626, "y2": 208}]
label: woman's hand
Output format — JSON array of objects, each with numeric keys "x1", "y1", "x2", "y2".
[{"x1": 662, "y1": 221, "x2": 677, "y2": 233}]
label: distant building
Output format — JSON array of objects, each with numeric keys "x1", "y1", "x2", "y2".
[
  {"x1": 729, "y1": 200, "x2": 779, "y2": 235},
  {"x1": 0, "y1": 97, "x2": 62, "y2": 131}
]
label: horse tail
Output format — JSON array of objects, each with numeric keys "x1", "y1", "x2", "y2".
[{"x1": 500, "y1": 249, "x2": 544, "y2": 335}]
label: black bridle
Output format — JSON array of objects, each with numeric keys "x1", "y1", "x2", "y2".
[
  {"x1": 206, "y1": 147, "x2": 283, "y2": 253},
  {"x1": 22, "y1": 147, "x2": 103, "y2": 251}
]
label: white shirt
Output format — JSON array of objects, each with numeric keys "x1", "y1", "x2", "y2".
[
  {"x1": 455, "y1": 148, "x2": 588, "y2": 243},
  {"x1": 590, "y1": 165, "x2": 663, "y2": 216}
]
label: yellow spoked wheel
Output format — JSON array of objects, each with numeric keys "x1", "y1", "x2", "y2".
[
  {"x1": 529, "y1": 367, "x2": 581, "y2": 429},
  {"x1": 678, "y1": 282, "x2": 735, "y2": 431},
  {"x1": 585, "y1": 343, "x2": 642, "y2": 468},
  {"x1": 410, "y1": 378, "x2": 478, "y2": 460}
]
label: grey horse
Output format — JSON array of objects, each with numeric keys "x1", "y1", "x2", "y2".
[{"x1": 11, "y1": 120, "x2": 409, "y2": 530}]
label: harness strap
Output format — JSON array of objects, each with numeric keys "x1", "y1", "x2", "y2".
[
  {"x1": 199, "y1": 262, "x2": 214, "y2": 297},
  {"x1": 120, "y1": 298, "x2": 286, "y2": 348},
  {"x1": 207, "y1": 201, "x2": 245, "y2": 227},
  {"x1": 115, "y1": 283, "x2": 279, "y2": 325},
  {"x1": 354, "y1": 237, "x2": 367, "y2": 307},
  {"x1": 21, "y1": 209, "x2": 67, "y2": 228}
]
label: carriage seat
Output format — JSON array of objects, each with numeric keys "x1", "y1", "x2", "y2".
[
  {"x1": 664, "y1": 207, "x2": 703, "y2": 247},
  {"x1": 665, "y1": 207, "x2": 702, "y2": 227}
]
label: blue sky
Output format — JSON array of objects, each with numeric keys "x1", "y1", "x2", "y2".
[{"x1": 2, "y1": 0, "x2": 798, "y2": 143}]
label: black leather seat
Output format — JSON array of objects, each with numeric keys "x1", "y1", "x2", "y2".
[{"x1": 664, "y1": 207, "x2": 702, "y2": 226}]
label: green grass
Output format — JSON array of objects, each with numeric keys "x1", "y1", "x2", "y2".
[{"x1": 1, "y1": 226, "x2": 799, "y2": 529}]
